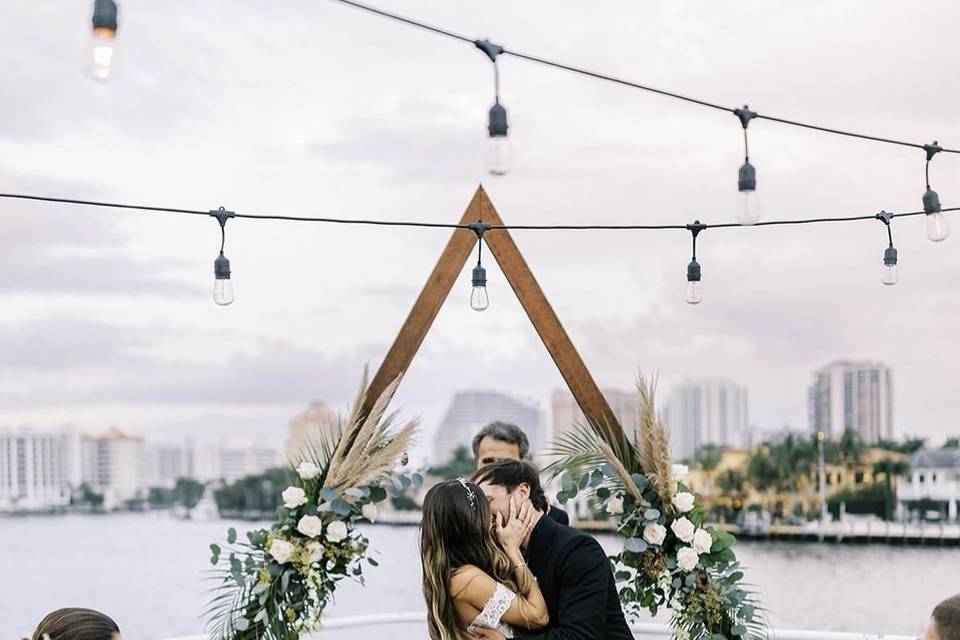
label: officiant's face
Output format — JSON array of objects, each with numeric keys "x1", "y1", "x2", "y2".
[
  {"x1": 475, "y1": 436, "x2": 522, "y2": 468},
  {"x1": 477, "y1": 480, "x2": 530, "y2": 524}
]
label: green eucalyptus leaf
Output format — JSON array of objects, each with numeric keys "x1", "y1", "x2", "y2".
[{"x1": 624, "y1": 538, "x2": 648, "y2": 553}]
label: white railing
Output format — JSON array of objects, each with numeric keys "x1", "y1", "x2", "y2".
[{"x1": 160, "y1": 611, "x2": 915, "y2": 640}]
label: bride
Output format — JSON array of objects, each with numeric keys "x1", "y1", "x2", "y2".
[{"x1": 420, "y1": 478, "x2": 550, "y2": 639}]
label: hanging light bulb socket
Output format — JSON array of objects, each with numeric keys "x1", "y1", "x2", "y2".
[
  {"x1": 733, "y1": 105, "x2": 760, "y2": 224},
  {"x1": 468, "y1": 221, "x2": 492, "y2": 311},
  {"x1": 210, "y1": 206, "x2": 236, "y2": 305},
  {"x1": 475, "y1": 39, "x2": 511, "y2": 176},
  {"x1": 922, "y1": 141, "x2": 943, "y2": 213},
  {"x1": 92, "y1": 0, "x2": 118, "y2": 34},
  {"x1": 921, "y1": 141, "x2": 950, "y2": 242},
  {"x1": 685, "y1": 221, "x2": 706, "y2": 305},
  {"x1": 90, "y1": 0, "x2": 119, "y2": 81},
  {"x1": 876, "y1": 211, "x2": 899, "y2": 286}
]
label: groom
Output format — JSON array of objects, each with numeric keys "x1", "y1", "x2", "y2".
[{"x1": 471, "y1": 459, "x2": 632, "y2": 640}]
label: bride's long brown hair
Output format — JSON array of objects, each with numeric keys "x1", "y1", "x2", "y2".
[{"x1": 420, "y1": 479, "x2": 534, "y2": 640}]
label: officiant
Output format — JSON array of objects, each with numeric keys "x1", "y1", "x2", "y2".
[{"x1": 471, "y1": 421, "x2": 569, "y2": 526}]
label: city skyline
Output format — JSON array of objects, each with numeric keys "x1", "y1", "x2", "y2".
[{"x1": 1, "y1": 1, "x2": 958, "y2": 459}]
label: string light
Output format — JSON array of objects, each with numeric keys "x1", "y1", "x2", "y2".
[
  {"x1": 922, "y1": 142, "x2": 949, "y2": 242},
  {"x1": 468, "y1": 222, "x2": 491, "y2": 311},
  {"x1": 475, "y1": 40, "x2": 511, "y2": 177},
  {"x1": 877, "y1": 211, "x2": 899, "y2": 286},
  {"x1": 685, "y1": 221, "x2": 706, "y2": 305},
  {"x1": 2, "y1": 192, "x2": 960, "y2": 305},
  {"x1": 210, "y1": 207, "x2": 236, "y2": 306},
  {"x1": 734, "y1": 106, "x2": 760, "y2": 224},
  {"x1": 90, "y1": 0, "x2": 118, "y2": 81}
]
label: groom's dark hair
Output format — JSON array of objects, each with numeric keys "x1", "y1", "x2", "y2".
[{"x1": 472, "y1": 459, "x2": 548, "y2": 512}]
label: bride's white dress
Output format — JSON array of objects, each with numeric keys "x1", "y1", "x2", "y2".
[{"x1": 467, "y1": 582, "x2": 517, "y2": 638}]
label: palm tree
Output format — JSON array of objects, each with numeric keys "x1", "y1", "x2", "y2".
[
  {"x1": 837, "y1": 429, "x2": 865, "y2": 489},
  {"x1": 694, "y1": 445, "x2": 722, "y2": 501},
  {"x1": 872, "y1": 458, "x2": 910, "y2": 521}
]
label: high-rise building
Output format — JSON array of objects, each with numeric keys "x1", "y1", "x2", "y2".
[
  {"x1": 432, "y1": 391, "x2": 543, "y2": 465},
  {"x1": 550, "y1": 388, "x2": 639, "y2": 445},
  {"x1": 81, "y1": 428, "x2": 146, "y2": 507},
  {"x1": 145, "y1": 440, "x2": 195, "y2": 488},
  {"x1": 0, "y1": 428, "x2": 74, "y2": 512},
  {"x1": 663, "y1": 378, "x2": 749, "y2": 461},
  {"x1": 808, "y1": 360, "x2": 893, "y2": 442},
  {"x1": 287, "y1": 401, "x2": 338, "y2": 464},
  {"x1": 195, "y1": 438, "x2": 282, "y2": 483}
]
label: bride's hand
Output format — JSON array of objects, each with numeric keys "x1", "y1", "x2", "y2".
[{"x1": 495, "y1": 494, "x2": 535, "y2": 555}]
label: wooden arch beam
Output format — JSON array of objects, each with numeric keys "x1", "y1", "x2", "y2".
[{"x1": 361, "y1": 185, "x2": 624, "y2": 447}]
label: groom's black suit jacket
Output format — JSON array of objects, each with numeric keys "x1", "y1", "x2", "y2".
[{"x1": 518, "y1": 514, "x2": 632, "y2": 640}]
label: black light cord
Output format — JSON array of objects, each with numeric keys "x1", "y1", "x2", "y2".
[
  {"x1": 2, "y1": 192, "x2": 957, "y2": 232},
  {"x1": 328, "y1": 0, "x2": 959, "y2": 155}
]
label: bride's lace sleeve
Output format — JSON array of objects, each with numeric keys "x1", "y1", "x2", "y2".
[{"x1": 468, "y1": 582, "x2": 516, "y2": 632}]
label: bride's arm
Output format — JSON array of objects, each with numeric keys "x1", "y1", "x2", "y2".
[{"x1": 452, "y1": 568, "x2": 549, "y2": 629}]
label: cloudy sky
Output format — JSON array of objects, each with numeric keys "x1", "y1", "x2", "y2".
[{"x1": 1, "y1": 0, "x2": 958, "y2": 460}]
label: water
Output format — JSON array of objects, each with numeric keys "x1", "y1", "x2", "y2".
[{"x1": 1, "y1": 513, "x2": 955, "y2": 639}]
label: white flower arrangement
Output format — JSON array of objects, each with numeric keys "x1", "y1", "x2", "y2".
[
  {"x1": 549, "y1": 376, "x2": 765, "y2": 640},
  {"x1": 205, "y1": 372, "x2": 419, "y2": 640}
]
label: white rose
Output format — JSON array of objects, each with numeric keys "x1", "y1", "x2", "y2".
[
  {"x1": 305, "y1": 541, "x2": 324, "y2": 564},
  {"x1": 362, "y1": 503, "x2": 378, "y2": 522},
  {"x1": 297, "y1": 515, "x2": 323, "y2": 538},
  {"x1": 676, "y1": 546, "x2": 699, "y2": 572},
  {"x1": 282, "y1": 486, "x2": 307, "y2": 510},
  {"x1": 692, "y1": 528, "x2": 714, "y2": 554},
  {"x1": 606, "y1": 497, "x2": 624, "y2": 515},
  {"x1": 670, "y1": 516, "x2": 695, "y2": 543},
  {"x1": 672, "y1": 492, "x2": 695, "y2": 513},
  {"x1": 642, "y1": 523, "x2": 667, "y2": 546},
  {"x1": 268, "y1": 538, "x2": 294, "y2": 564},
  {"x1": 296, "y1": 462, "x2": 320, "y2": 480},
  {"x1": 325, "y1": 520, "x2": 348, "y2": 543},
  {"x1": 671, "y1": 464, "x2": 689, "y2": 481}
]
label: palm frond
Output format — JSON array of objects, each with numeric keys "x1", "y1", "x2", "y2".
[
  {"x1": 543, "y1": 421, "x2": 611, "y2": 478},
  {"x1": 545, "y1": 421, "x2": 643, "y2": 501}
]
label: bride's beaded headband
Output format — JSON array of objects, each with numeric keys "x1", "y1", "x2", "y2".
[{"x1": 457, "y1": 477, "x2": 477, "y2": 512}]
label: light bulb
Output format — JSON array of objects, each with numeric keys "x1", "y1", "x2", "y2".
[
  {"x1": 685, "y1": 258, "x2": 702, "y2": 305},
  {"x1": 737, "y1": 161, "x2": 760, "y2": 224},
  {"x1": 737, "y1": 189, "x2": 761, "y2": 225},
  {"x1": 213, "y1": 279, "x2": 235, "y2": 306},
  {"x1": 881, "y1": 246, "x2": 898, "y2": 286},
  {"x1": 213, "y1": 253, "x2": 234, "y2": 306},
  {"x1": 881, "y1": 265, "x2": 899, "y2": 286},
  {"x1": 471, "y1": 263, "x2": 489, "y2": 311},
  {"x1": 485, "y1": 136, "x2": 512, "y2": 176},
  {"x1": 90, "y1": 0, "x2": 118, "y2": 81},
  {"x1": 486, "y1": 101, "x2": 511, "y2": 176},
  {"x1": 925, "y1": 212, "x2": 950, "y2": 242},
  {"x1": 91, "y1": 29, "x2": 115, "y2": 80},
  {"x1": 471, "y1": 285, "x2": 489, "y2": 311}
]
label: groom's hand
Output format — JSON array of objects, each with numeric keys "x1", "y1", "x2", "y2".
[{"x1": 465, "y1": 628, "x2": 506, "y2": 640}]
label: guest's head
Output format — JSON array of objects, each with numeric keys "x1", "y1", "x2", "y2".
[
  {"x1": 472, "y1": 459, "x2": 547, "y2": 522},
  {"x1": 420, "y1": 479, "x2": 519, "y2": 640},
  {"x1": 31, "y1": 608, "x2": 121, "y2": 640},
  {"x1": 926, "y1": 595, "x2": 960, "y2": 640},
  {"x1": 472, "y1": 421, "x2": 530, "y2": 468}
]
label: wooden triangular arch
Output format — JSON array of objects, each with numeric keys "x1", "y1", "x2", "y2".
[{"x1": 361, "y1": 185, "x2": 625, "y2": 446}]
